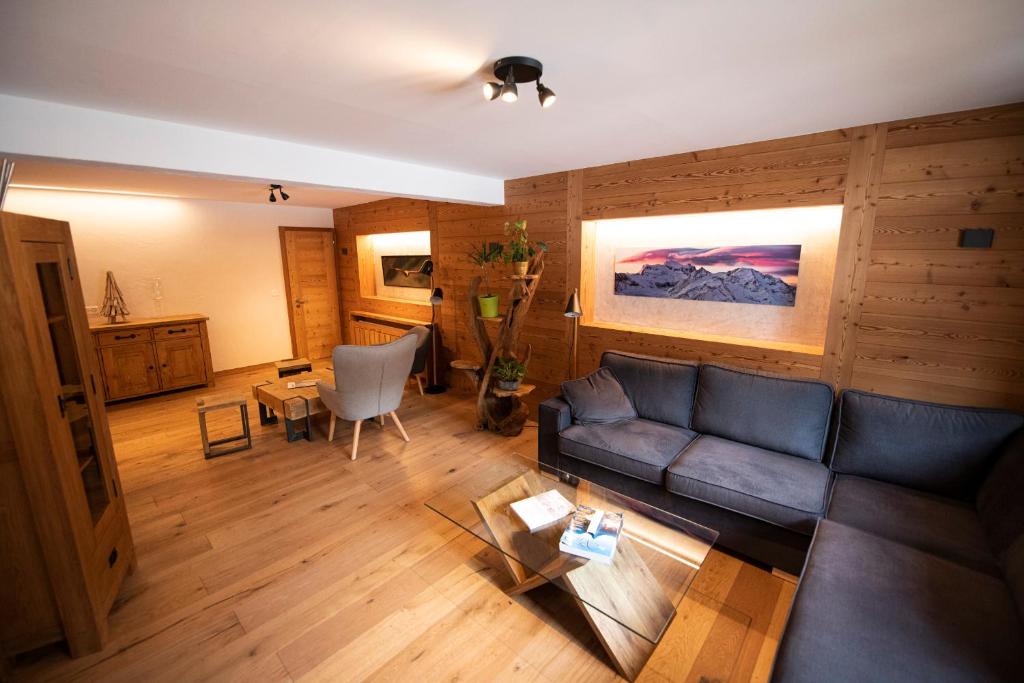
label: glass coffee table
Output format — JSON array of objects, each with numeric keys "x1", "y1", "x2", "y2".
[{"x1": 425, "y1": 455, "x2": 718, "y2": 681}]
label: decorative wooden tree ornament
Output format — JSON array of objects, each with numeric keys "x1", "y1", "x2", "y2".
[
  {"x1": 462, "y1": 251, "x2": 545, "y2": 436},
  {"x1": 100, "y1": 271, "x2": 130, "y2": 324}
]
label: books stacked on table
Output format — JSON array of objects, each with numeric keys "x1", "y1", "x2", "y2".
[
  {"x1": 509, "y1": 489, "x2": 624, "y2": 565},
  {"x1": 558, "y1": 505, "x2": 623, "y2": 564},
  {"x1": 510, "y1": 489, "x2": 575, "y2": 532}
]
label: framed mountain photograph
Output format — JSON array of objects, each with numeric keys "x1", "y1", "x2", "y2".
[{"x1": 614, "y1": 244, "x2": 802, "y2": 306}]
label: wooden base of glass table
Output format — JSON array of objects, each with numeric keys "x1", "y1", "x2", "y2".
[{"x1": 471, "y1": 471, "x2": 676, "y2": 681}]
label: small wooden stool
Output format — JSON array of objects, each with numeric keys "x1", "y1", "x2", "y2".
[
  {"x1": 196, "y1": 396, "x2": 252, "y2": 459},
  {"x1": 275, "y1": 357, "x2": 313, "y2": 378}
]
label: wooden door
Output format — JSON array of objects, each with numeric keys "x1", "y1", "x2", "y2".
[
  {"x1": 156, "y1": 337, "x2": 206, "y2": 389},
  {"x1": 280, "y1": 227, "x2": 341, "y2": 359},
  {"x1": 100, "y1": 343, "x2": 160, "y2": 399}
]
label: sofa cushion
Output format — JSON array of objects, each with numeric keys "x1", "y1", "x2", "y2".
[
  {"x1": 559, "y1": 419, "x2": 697, "y2": 484},
  {"x1": 830, "y1": 390, "x2": 1024, "y2": 499},
  {"x1": 601, "y1": 351, "x2": 699, "y2": 429},
  {"x1": 666, "y1": 435, "x2": 830, "y2": 535},
  {"x1": 771, "y1": 520, "x2": 1024, "y2": 683},
  {"x1": 976, "y1": 431, "x2": 1024, "y2": 624},
  {"x1": 827, "y1": 474, "x2": 998, "y2": 575},
  {"x1": 692, "y1": 365, "x2": 833, "y2": 461},
  {"x1": 560, "y1": 367, "x2": 637, "y2": 426}
]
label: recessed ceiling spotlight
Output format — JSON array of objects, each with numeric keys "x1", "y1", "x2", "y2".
[
  {"x1": 268, "y1": 184, "x2": 288, "y2": 203},
  {"x1": 483, "y1": 56, "x2": 555, "y2": 108}
]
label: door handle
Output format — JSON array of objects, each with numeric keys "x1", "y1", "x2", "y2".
[{"x1": 295, "y1": 298, "x2": 306, "y2": 306}]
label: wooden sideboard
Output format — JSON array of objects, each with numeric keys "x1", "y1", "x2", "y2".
[{"x1": 90, "y1": 315, "x2": 215, "y2": 401}]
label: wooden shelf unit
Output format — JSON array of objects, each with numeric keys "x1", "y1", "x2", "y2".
[{"x1": 0, "y1": 211, "x2": 135, "y2": 659}]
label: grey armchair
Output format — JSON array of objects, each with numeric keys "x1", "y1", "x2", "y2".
[
  {"x1": 317, "y1": 332, "x2": 418, "y2": 460},
  {"x1": 407, "y1": 325, "x2": 430, "y2": 395}
]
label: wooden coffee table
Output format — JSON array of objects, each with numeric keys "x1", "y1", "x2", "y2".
[
  {"x1": 425, "y1": 456, "x2": 718, "y2": 680},
  {"x1": 251, "y1": 369, "x2": 334, "y2": 442}
]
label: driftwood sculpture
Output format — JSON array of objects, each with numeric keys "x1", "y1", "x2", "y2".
[
  {"x1": 101, "y1": 271, "x2": 130, "y2": 324},
  {"x1": 463, "y1": 251, "x2": 545, "y2": 436}
]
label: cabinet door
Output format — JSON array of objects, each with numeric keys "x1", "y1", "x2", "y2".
[
  {"x1": 22, "y1": 242, "x2": 116, "y2": 525},
  {"x1": 100, "y1": 343, "x2": 160, "y2": 399},
  {"x1": 156, "y1": 337, "x2": 207, "y2": 389}
]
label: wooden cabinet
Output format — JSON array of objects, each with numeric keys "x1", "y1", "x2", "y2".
[
  {"x1": 0, "y1": 211, "x2": 135, "y2": 658},
  {"x1": 99, "y1": 343, "x2": 161, "y2": 399},
  {"x1": 91, "y1": 315, "x2": 214, "y2": 401},
  {"x1": 156, "y1": 337, "x2": 206, "y2": 389}
]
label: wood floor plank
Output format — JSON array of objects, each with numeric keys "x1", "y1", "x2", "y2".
[{"x1": 10, "y1": 361, "x2": 792, "y2": 682}]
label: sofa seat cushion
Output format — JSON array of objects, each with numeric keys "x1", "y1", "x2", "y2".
[
  {"x1": 559, "y1": 418, "x2": 698, "y2": 484},
  {"x1": 827, "y1": 474, "x2": 999, "y2": 576},
  {"x1": 771, "y1": 520, "x2": 1024, "y2": 683},
  {"x1": 666, "y1": 435, "x2": 830, "y2": 534}
]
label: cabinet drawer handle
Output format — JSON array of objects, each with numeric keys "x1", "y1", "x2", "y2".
[
  {"x1": 167, "y1": 328, "x2": 189, "y2": 334},
  {"x1": 114, "y1": 333, "x2": 137, "y2": 340}
]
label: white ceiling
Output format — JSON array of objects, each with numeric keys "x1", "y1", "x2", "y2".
[
  {"x1": 1, "y1": 0, "x2": 1022, "y2": 180},
  {"x1": 6, "y1": 157, "x2": 381, "y2": 208}
]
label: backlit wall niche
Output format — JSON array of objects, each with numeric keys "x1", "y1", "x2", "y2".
[
  {"x1": 355, "y1": 230, "x2": 432, "y2": 305},
  {"x1": 582, "y1": 205, "x2": 843, "y2": 352}
]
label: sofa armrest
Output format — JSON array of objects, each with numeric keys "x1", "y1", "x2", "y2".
[{"x1": 538, "y1": 396, "x2": 572, "y2": 471}]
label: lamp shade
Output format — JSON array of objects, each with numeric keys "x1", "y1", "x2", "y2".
[
  {"x1": 430, "y1": 287, "x2": 444, "y2": 305},
  {"x1": 564, "y1": 288, "x2": 582, "y2": 318},
  {"x1": 418, "y1": 259, "x2": 434, "y2": 276}
]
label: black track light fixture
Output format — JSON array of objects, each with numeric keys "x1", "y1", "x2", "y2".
[
  {"x1": 268, "y1": 184, "x2": 289, "y2": 203},
  {"x1": 483, "y1": 56, "x2": 555, "y2": 108},
  {"x1": 537, "y1": 82, "x2": 556, "y2": 109}
]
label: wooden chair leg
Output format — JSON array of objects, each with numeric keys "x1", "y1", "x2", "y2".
[
  {"x1": 351, "y1": 420, "x2": 362, "y2": 460},
  {"x1": 389, "y1": 411, "x2": 410, "y2": 442},
  {"x1": 416, "y1": 374, "x2": 424, "y2": 396},
  {"x1": 377, "y1": 415, "x2": 384, "y2": 428},
  {"x1": 327, "y1": 412, "x2": 336, "y2": 442}
]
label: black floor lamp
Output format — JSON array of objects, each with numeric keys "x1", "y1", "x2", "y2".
[
  {"x1": 425, "y1": 268, "x2": 447, "y2": 394},
  {"x1": 564, "y1": 288, "x2": 582, "y2": 379}
]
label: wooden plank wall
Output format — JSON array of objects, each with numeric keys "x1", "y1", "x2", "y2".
[
  {"x1": 333, "y1": 102, "x2": 1024, "y2": 410},
  {"x1": 332, "y1": 199, "x2": 435, "y2": 342},
  {"x1": 851, "y1": 105, "x2": 1024, "y2": 410}
]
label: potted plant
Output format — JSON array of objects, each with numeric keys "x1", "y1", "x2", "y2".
[
  {"x1": 504, "y1": 219, "x2": 547, "y2": 277},
  {"x1": 468, "y1": 240, "x2": 504, "y2": 318},
  {"x1": 493, "y1": 356, "x2": 527, "y2": 391}
]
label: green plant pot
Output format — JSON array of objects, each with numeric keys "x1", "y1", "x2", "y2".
[
  {"x1": 478, "y1": 294, "x2": 500, "y2": 318},
  {"x1": 497, "y1": 379, "x2": 522, "y2": 391}
]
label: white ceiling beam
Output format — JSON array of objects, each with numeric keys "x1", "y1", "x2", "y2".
[{"x1": 0, "y1": 94, "x2": 504, "y2": 206}]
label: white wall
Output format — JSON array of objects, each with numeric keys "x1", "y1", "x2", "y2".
[
  {"x1": 0, "y1": 94, "x2": 505, "y2": 205},
  {"x1": 4, "y1": 189, "x2": 334, "y2": 371}
]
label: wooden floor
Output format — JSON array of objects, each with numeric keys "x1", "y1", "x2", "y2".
[{"x1": 12, "y1": 363, "x2": 795, "y2": 682}]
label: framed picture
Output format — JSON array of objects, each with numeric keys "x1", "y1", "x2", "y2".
[
  {"x1": 614, "y1": 244, "x2": 802, "y2": 307},
  {"x1": 381, "y1": 254, "x2": 432, "y2": 289}
]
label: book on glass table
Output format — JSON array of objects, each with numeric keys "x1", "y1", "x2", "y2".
[
  {"x1": 558, "y1": 504, "x2": 624, "y2": 565},
  {"x1": 510, "y1": 489, "x2": 575, "y2": 532}
]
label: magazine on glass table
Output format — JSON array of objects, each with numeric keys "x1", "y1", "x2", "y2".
[
  {"x1": 510, "y1": 489, "x2": 575, "y2": 532},
  {"x1": 559, "y1": 504, "x2": 624, "y2": 564}
]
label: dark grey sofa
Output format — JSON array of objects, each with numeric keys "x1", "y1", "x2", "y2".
[
  {"x1": 540, "y1": 351, "x2": 836, "y2": 574},
  {"x1": 771, "y1": 390, "x2": 1024, "y2": 683},
  {"x1": 538, "y1": 350, "x2": 1024, "y2": 681}
]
